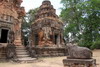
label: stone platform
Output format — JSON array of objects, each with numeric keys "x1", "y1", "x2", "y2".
[
  {"x1": 63, "y1": 58, "x2": 96, "y2": 67},
  {"x1": 32, "y1": 47, "x2": 67, "y2": 57}
]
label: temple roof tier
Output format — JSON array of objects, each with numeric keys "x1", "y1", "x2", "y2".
[{"x1": 32, "y1": 0, "x2": 63, "y2": 25}]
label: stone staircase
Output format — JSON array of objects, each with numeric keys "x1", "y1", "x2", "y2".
[
  {"x1": 0, "y1": 49, "x2": 6, "y2": 60},
  {"x1": 0, "y1": 44, "x2": 6, "y2": 61},
  {"x1": 15, "y1": 45, "x2": 36, "y2": 63}
]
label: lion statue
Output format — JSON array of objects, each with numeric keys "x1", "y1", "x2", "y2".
[{"x1": 66, "y1": 43, "x2": 92, "y2": 59}]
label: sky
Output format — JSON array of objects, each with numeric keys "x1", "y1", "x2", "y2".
[{"x1": 21, "y1": 0, "x2": 63, "y2": 15}]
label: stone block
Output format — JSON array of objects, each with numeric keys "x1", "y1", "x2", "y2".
[{"x1": 63, "y1": 59, "x2": 96, "y2": 67}]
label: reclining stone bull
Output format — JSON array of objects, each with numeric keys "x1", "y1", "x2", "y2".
[{"x1": 66, "y1": 43, "x2": 92, "y2": 59}]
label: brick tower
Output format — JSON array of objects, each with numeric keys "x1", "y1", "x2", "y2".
[
  {"x1": 0, "y1": 0, "x2": 25, "y2": 46},
  {"x1": 30, "y1": 0, "x2": 66, "y2": 57},
  {"x1": 31, "y1": 0, "x2": 65, "y2": 47}
]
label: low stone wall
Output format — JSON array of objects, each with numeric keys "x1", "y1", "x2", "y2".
[{"x1": 32, "y1": 47, "x2": 67, "y2": 57}]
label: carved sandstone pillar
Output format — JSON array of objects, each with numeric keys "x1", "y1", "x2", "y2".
[
  {"x1": 52, "y1": 32, "x2": 55, "y2": 45},
  {"x1": 57, "y1": 34, "x2": 61, "y2": 47}
]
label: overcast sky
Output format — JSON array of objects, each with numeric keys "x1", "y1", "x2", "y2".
[{"x1": 21, "y1": 0, "x2": 62, "y2": 15}]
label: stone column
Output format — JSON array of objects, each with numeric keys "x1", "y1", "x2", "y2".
[
  {"x1": 33, "y1": 35, "x2": 36, "y2": 47},
  {"x1": 14, "y1": 19, "x2": 22, "y2": 45},
  {"x1": 52, "y1": 32, "x2": 55, "y2": 45},
  {"x1": 57, "y1": 34, "x2": 61, "y2": 47}
]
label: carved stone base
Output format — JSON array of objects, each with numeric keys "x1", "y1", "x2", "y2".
[
  {"x1": 63, "y1": 59, "x2": 96, "y2": 67},
  {"x1": 32, "y1": 47, "x2": 67, "y2": 57}
]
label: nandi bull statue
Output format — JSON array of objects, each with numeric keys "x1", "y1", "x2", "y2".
[{"x1": 66, "y1": 43, "x2": 93, "y2": 59}]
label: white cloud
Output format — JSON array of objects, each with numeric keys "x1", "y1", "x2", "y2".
[{"x1": 21, "y1": 0, "x2": 63, "y2": 15}]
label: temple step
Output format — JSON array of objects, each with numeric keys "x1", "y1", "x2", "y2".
[
  {"x1": 15, "y1": 45, "x2": 36, "y2": 62},
  {"x1": 16, "y1": 50, "x2": 27, "y2": 52},
  {"x1": 17, "y1": 54, "x2": 29, "y2": 56},
  {"x1": 16, "y1": 52, "x2": 28, "y2": 54},
  {"x1": 15, "y1": 57, "x2": 36, "y2": 63},
  {"x1": 16, "y1": 48, "x2": 26, "y2": 50},
  {"x1": 0, "y1": 53, "x2": 6, "y2": 55},
  {"x1": 0, "y1": 47, "x2": 6, "y2": 60},
  {"x1": 0, "y1": 54, "x2": 6, "y2": 60}
]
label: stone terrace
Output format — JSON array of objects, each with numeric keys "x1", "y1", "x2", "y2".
[{"x1": 0, "y1": 50, "x2": 99, "y2": 67}]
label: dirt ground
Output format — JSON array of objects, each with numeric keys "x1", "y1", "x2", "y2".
[
  {"x1": 93, "y1": 50, "x2": 100, "y2": 67},
  {"x1": 0, "y1": 50, "x2": 100, "y2": 67}
]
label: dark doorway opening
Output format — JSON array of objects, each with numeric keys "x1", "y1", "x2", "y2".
[
  {"x1": 34, "y1": 34, "x2": 39, "y2": 46},
  {"x1": 0, "y1": 29, "x2": 9, "y2": 43},
  {"x1": 55, "y1": 34, "x2": 58, "y2": 44}
]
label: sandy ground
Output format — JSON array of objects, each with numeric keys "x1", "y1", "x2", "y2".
[
  {"x1": 0, "y1": 50, "x2": 100, "y2": 67},
  {"x1": 93, "y1": 50, "x2": 100, "y2": 67}
]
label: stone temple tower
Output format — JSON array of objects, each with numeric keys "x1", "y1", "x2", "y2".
[
  {"x1": 31, "y1": 0, "x2": 65, "y2": 48},
  {"x1": 0, "y1": 0, "x2": 25, "y2": 46}
]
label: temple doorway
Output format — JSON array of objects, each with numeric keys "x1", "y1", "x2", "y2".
[
  {"x1": 55, "y1": 34, "x2": 58, "y2": 44},
  {"x1": 0, "y1": 29, "x2": 9, "y2": 43},
  {"x1": 34, "y1": 34, "x2": 39, "y2": 46}
]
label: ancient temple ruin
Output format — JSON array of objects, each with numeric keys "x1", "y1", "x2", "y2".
[
  {"x1": 0, "y1": 0, "x2": 66, "y2": 60},
  {"x1": 31, "y1": 0, "x2": 65, "y2": 47},
  {"x1": 0, "y1": 0, "x2": 25, "y2": 45},
  {"x1": 0, "y1": 0, "x2": 31, "y2": 61},
  {"x1": 29, "y1": 0, "x2": 66, "y2": 57}
]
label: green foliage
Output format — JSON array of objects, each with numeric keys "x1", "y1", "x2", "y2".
[
  {"x1": 60, "y1": 0, "x2": 100, "y2": 49},
  {"x1": 26, "y1": 8, "x2": 39, "y2": 23},
  {"x1": 22, "y1": 8, "x2": 38, "y2": 45},
  {"x1": 91, "y1": 40, "x2": 100, "y2": 50}
]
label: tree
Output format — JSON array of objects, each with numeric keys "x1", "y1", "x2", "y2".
[
  {"x1": 60, "y1": 0, "x2": 100, "y2": 49},
  {"x1": 22, "y1": 8, "x2": 39, "y2": 45},
  {"x1": 61, "y1": 0, "x2": 84, "y2": 42}
]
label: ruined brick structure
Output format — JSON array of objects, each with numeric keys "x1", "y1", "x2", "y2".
[
  {"x1": 0, "y1": 0, "x2": 66, "y2": 60},
  {"x1": 31, "y1": 0, "x2": 64, "y2": 47},
  {"x1": 29, "y1": 0, "x2": 66, "y2": 57},
  {"x1": 0, "y1": 0, "x2": 25, "y2": 45},
  {"x1": 0, "y1": 0, "x2": 25, "y2": 60}
]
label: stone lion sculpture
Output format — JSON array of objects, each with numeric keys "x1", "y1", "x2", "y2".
[
  {"x1": 66, "y1": 43, "x2": 92, "y2": 59},
  {"x1": 6, "y1": 43, "x2": 16, "y2": 59}
]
